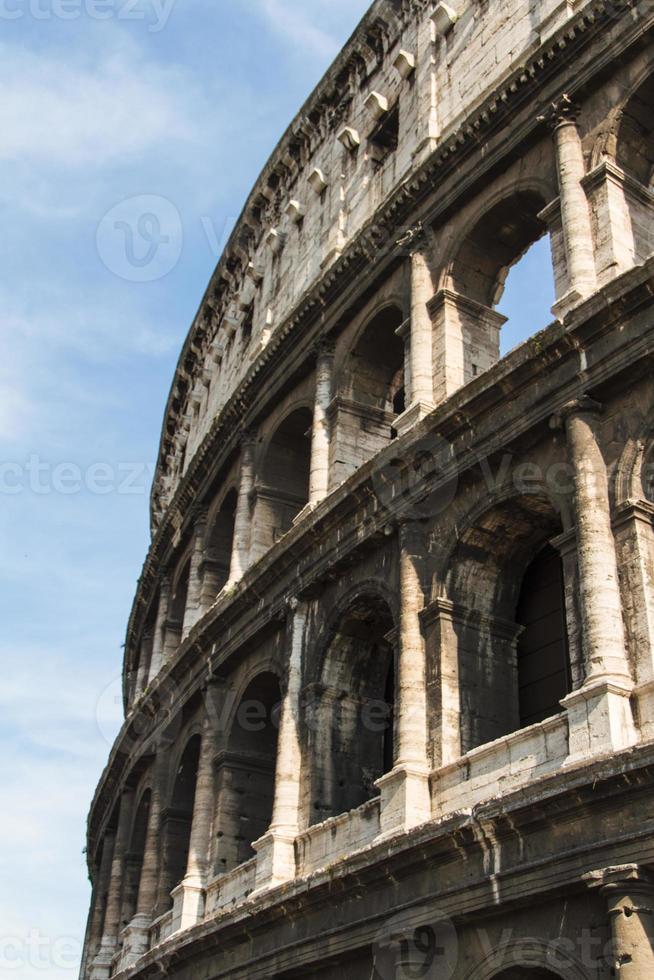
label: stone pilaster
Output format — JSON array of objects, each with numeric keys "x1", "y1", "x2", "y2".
[
  {"x1": 309, "y1": 343, "x2": 334, "y2": 505},
  {"x1": 613, "y1": 499, "x2": 654, "y2": 737},
  {"x1": 395, "y1": 248, "x2": 435, "y2": 435},
  {"x1": 134, "y1": 631, "x2": 153, "y2": 701},
  {"x1": 553, "y1": 398, "x2": 636, "y2": 758},
  {"x1": 182, "y1": 508, "x2": 209, "y2": 637},
  {"x1": 376, "y1": 522, "x2": 430, "y2": 837},
  {"x1": 585, "y1": 866, "x2": 654, "y2": 979},
  {"x1": 148, "y1": 575, "x2": 171, "y2": 684},
  {"x1": 89, "y1": 789, "x2": 135, "y2": 980},
  {"x1": 547, "y1": 96, "x2": 597, "y2": 315},
  {"x1": 228, "y1": 434, "x2": 256, "y2": 585},
  {"x1": 83, "y1": 829, "x2": 116, "y2": 978},
  {"x1": 253, "y1": 600, "x2": 306, "y2": 889},
  {"x1": 171, "y1": 719, "x2": 215, "y2": 933},
  {"x1": 120, "y1": 751, "x2": 168, "y2": 968}
]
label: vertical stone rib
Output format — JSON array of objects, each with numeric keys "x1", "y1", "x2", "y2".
[
  {"x1": 309, "y1": 345, "x2": 334, "y2": 505},
  {"x1": 561, "y1": 400, "x2": 630, "y2": 681},
  {"x1": 228, "y1": 436, "x2": 256, "y2": 584},
  {"x1": 551, "y1": 98, "x2": 597, "y2": 300},
  {"x1": 396, "y1": 521, "x2": 429, "y2": 767}
]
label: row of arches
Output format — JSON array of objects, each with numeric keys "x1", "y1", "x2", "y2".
[
  {"x1": 131, "y1": 68, "x2": 654, "y2": 705},
  {"x1": 122, "y1": 489, "x2": 573, "y2": 927}
]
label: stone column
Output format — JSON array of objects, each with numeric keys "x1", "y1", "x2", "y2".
[
  {"x1": 553, "y1": 398, "x2": 636, "y2": 757},
  {"x1": 121, "y1": 751, "x2": 168, "y2": 968},
  {"x1": 548, "y1": 95, "x2": 597, "y2": 313},
  {"x1": 83, "y1": 830, "x2": 116, "y2": 976},
  {"x1": 396, "y1": 247, "x2": 435, "y2": 436},
  {"x1": 90, "y1": 789, "x2": 135, "y2": 980},
  {"x1": 148, "y1": 575, "x2": 171, "y2": 684},
  {"x1": 309, "y1": 343, "x2": 334, "y2": 505},
  {"x1": 254, "y1": 600, "x2": 306, "y2": 889},
  {"x1": 376, "y1": 522, "x2": 431, "y2": 836},
  {"x1": 134, "y1": 631, "x2": 153, "y2": 700},
  {"x1": 585, "y1": 866, "x2": 654, "y2": 979},
  {"x1": 613, "y1": 500, "x2": 654, "y2": 737},
  {"x1": 171, "y1": 719, "x2": 215, "y2": 932},
  {"x1": 228, "y1": 434, "x2": 256, "y2": 585},
  {"x1": 182, "y1": 508, "x2": 208, "y2": 637}
]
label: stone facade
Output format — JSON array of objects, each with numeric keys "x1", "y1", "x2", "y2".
[{"x1": 81, "y1": 1, "x2": 654, "y2": 978}]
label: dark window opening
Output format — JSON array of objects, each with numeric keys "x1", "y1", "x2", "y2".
[
  {"x1": 516, "y1": 544, "x2": 571, "y2": 727},
  {"x1": 369, "y1": 104, "x2": 399, "y2": 165}
]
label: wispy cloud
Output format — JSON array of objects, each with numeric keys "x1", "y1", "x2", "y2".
[{"x1": 0, "y1": 39, "x2": 198, "y2": 168}]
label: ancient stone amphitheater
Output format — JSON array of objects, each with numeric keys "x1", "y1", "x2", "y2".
[{"x1": 81, "y1": 1, "x2": 654, "y2": 978}]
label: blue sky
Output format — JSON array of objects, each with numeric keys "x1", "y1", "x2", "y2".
[{"x1": 0, "y1": 2, "x2": 554, "y2": 976}]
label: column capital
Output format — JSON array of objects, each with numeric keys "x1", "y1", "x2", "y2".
[
  {"x1": 396, "y1": 220, "x2": 430, "y2": 256},
  {"x1": 550, "y1": 395, "x2": 602, "y2": 429},
  {"x1": 539, "y1": 93, "x2": 580, "y2": 131},
  {"x1": 189, "y1": 504, "x2": 209, "y2": 529},
  {"x1": 239, "y1": 428, "x2": 257, "y2": 452},
  {"x1": 584, "y1": 864, "x2": 654, "y2": 893},
  {"x1": 312, "y1": 336, "x2": 336, "y2": 360}
]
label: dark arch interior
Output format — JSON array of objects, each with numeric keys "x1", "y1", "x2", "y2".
[
  {"x1": 169, "y1": 558, "x2": 191, "y2": 630},
  {"x1": 205, "y1": 488, "x2": 237, "y2": 598},
  {"x1": 616, "y1": 72, "x2": 654, "y2": 186},
  {"x1": 445, "y1": 495, "x2": 567, "y2": 751},
  {"x1": 311, "y1": 594, "x2": 395, "y2": 824},
  {"x1": 253, "y1": 408, "x2": 313, "y2": 558},
  {"x1": 120, "y1": 789, "x2": 151, "y2": 928},
  {"x1": 516, "y1": 544, "x2": 571, "y2": 727},
  {"x1": 159, "y1": 735, "x2": 200, "y2": 908},
  {"x1": 350, "y1": 306, "x2": 405, "y2": 414},
  {"x1": 451, "y1": 191, "x2": 548, "y2": 308},
  {"x1": 214, "y1": 672, "x2": 281, "y2": 873}
]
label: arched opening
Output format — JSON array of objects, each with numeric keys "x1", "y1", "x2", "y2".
[
  {"x1": 214, "y1": 672, "x2": 281, "y2": 874},
  {"x1": 616, "y1": 72, "x2": 654, "y2": 188},
  {"x1": 614, "y1": 73, "x2": 654, "y2": 266},
  {"x1": 251, "y1": 408, "x2": 313, "y2": 560},
  {"x1": 169, "y1": 557, "x2": 190, "y2": 644},
  {"x1": 445, "y1": 494, "x2": 569, "y2": 752},
  {"x1": 310, "y1": 594, "x2": 395, "y2": 824},
  {"x1": 516, "y1": 544, "x2": 571, "y2": 727},
  {"x1": 159, "y1": 735, "x2": 200, "y2": 909},
  {"x1": 203, "y1": 488, "x2": 237, "y2": 600},
  {"x1": 332, "y1": 306, "x2": 405, "y2": 482},
  {"x1": 497, "y1": 237, "x2": 556, "y2": 355},
  {"x1": 119, "y1": 789, "x2": 151, "y2": 929},
  {"x1": 438, "y1": 191, "x2": 551, "y2": 398}
]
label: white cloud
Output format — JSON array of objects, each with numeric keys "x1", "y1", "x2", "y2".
[
  {"x1": 0, "y1": 39, "x2": 199, "y2": 167},
  {"x1": 255, "y1": 0, "x2": 340, "y2": 60}
]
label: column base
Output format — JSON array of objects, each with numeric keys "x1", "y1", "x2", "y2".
[
  {"x1": 562, "y1": 677, "x2": 637, "y2": 762},
  {"x1": 551, "y1": 287, "x2": 586, "y2": 320},
  {"x1": 374, "y1": 764, "x2": 431, "y2": 839},
  {"x1": 252, "y1": 827, "x2": 297, "y2": 892},
  {"x1": 116, "y1": 914, "x2": 151, "y2": 971},
  {"x1": 393, "y1": 401, "x2": 435, "y2": 437},
  {"x1": 170, "y1": 875, "x2": 206, "y2": 934},
  {"x1": 88, "y1": 941, "x2": 115, "y2": 980}
]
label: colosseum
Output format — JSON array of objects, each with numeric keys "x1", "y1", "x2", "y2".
[{"x1": 81, "y1": 1, "x2": 654, "y2": 977}]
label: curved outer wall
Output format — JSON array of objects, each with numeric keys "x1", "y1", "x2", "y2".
[{"x1": 83, "y1": 2, "x2": 654, "y2": 980}]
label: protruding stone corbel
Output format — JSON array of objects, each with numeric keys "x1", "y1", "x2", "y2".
[
  {"x1": 337, "y1": 126, "x2": 361, "y2": 151},
  {"x1": 364, "y1": 91, "x2": 389, "y2": 120},
  {"x1": 393, "y1": 49, "x2": 416, "y2": 79},
  {"x1": 431, "y1": 2, "x2": 458, "y2": 36},
  {"x1": 308, "y1": 167, "x2": 328, "y2": 194}
]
